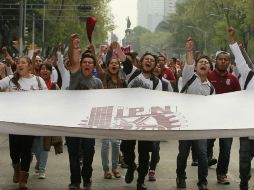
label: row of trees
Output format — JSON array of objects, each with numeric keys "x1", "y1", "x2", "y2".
[
  {"x1": 127, "y1": 0, "x2": 254, "y2": 59},
  {"x1": 0, "y1": 0, "x2": 114, "y2": 57}
]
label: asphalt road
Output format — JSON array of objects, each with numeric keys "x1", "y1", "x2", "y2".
[{"x1": 0, "y1": 134, "x2": 253, "y2": 190}]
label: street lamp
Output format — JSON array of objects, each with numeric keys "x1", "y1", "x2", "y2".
[{"x1": 186, "y1": 25, "x2": 207, "y2": 54}]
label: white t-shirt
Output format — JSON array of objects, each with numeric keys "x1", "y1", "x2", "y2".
[
  {"x1": 230, "y1": 42, "x2": 254, "y2": 90},
  {"x1": 127, "y1": 68, "x2": 162, "y2": 90},
  {"x1": 0, "y1": 75, "x2": 47, "y2": 91},
  {"x1": 56, "y1": 51, "x2": 70, "y2": 90},
  {"x1": 51, "y1": 67, "x2": 58, "y2": 84}
]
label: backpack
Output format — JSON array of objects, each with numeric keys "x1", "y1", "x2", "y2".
[
  {"x1": 244, "y1": 71, "x2": 254, "y2": 90},
  {"x1": 180, "y1": 74, "x2": 214, "y2": 95},
  {"x1": 128, "y1": 69, "x2": 159, "y2": 90}
]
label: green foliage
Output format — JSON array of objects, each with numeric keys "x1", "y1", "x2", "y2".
[
  {"x1": 155, "y1": 0, "x2": 254, "y2": 57},
  {"x1": 0, "y1": 0, "x2": 114, "y2": 56}
]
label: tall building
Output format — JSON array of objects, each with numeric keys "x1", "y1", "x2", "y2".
[{"x1": 137, "y1": 0, "x2": 178, "y2": 32}]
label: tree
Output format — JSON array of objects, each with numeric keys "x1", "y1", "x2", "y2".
[{"x1": 0, "y1": 0, "x2": 114, "y2": 56}]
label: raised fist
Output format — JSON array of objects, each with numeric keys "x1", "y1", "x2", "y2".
[
  {"x1": 2, "y1": 47, "x2": 7, "y2": 53},
  {"x1": 34, "y1": 49, "x2": 40, "y2": 56},
  {"x1": 111, "y1": 41, "x2": 119, "y2": 49},
  {"x1": 185, "y1": 37, "x2": 193, "y2": 52}
]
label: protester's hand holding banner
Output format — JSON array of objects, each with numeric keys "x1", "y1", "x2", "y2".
[{"x1": 0, "y1": 89, "x2": 254, "y2": 140}]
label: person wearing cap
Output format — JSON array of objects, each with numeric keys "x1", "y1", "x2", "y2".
[
  {"x1": 120, "y1": 46, "x2": 162, "y2": 190},
  {"x1": 229, "y1": 27, "x2": 254, "y2": 190},
  {"x1": 66, "y1": 34, "x2": 103, "y2": 190},
  {"x1": 207, "y1": 42, "x2": 241, "y2": 185},
  {"x1": 176, "y1": 37, "x2": 213, "y2": 190}
]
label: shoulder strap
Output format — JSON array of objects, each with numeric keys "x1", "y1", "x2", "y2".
[
  {"x1": 36, "y1": 76, "x2": 42, "y2": 90},
  {"x1": 128, "y1": 69, "x2": 142, "y2": 84},
  {"x1": 210, "y1": 85, "x2": 215, "y2": 95},
  {"x1": 244, "y1": 71, "x2": 254, "y2": 90},
  {"x1": 161, "y1": 79, "x2": 168, "y2": 91},
  {"x1": 180, "y1": 74, "x2": 197, "y2": 93},
  {"x1": 150, "y1": 75, "x2": 159, "y2": 90}
]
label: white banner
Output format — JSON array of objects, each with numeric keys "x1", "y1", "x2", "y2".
[{"x1": 0, "y1": 88, "x2": 253, "y2": 140}]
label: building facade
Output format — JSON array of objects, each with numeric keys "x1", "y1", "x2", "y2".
[{"x1": 137, "y1": 0, "x2": 178, "y2": 32}]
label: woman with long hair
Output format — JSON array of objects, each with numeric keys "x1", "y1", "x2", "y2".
[
  {"x1": 31, "y1": 62, "x2": 60, "y2": 180},
  {"x1": 95, "y1": 42, "x2": 127, "y2": 179},
  {"x1": 0, "y1": 56, "x2": 47, "y2": 189}
]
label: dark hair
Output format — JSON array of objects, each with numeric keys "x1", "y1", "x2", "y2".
[
  {"x1": 196, "y1": 55, "x2": 213, "y2": 69},
  {"x1": 80, "y1": 53, "x2": 96, "y2": 66},
  {"x1": 140, "y1": 52, "x2": 157, "y2": 64},
  {"x1": 107, "y1": 58, "x2": 120, "y2": 67},
  {"x1": 158, "y1": 55, "x2": 166, "y2": 61},
  {"x1": 11, "y1": 56, "x2": 32, "y2": 89},
  {"x1": 39, "y1": 63, "x2": 53, "y2": 73},
  {"x1": 171, "y1": 57, "x2": 177, "y2": 64},
  {"x1": 125, "y1": 52, "x2": 138, "y2": 60}
]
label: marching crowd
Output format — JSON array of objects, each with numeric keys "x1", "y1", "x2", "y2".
[{"x1": 0, "y1": 27, "x2": 254, "y2": 190}]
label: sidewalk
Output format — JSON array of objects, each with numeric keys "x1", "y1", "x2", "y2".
[{"x1": 0, "y1": 134, "x2": 252, "y2": 190}]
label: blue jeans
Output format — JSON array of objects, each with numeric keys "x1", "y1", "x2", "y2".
[
  {"x1": 66, "y1": 137, "x2": 95, "y2": 184},
  {"x1": 176, "y1": 140, "x2": 208, "y2": 184},
  {"x1": 32, "y1": 137, "x2": 48, "y2": 173},
  {"x1": 101, "y1": 139, "x2": 120, "y2": 172},
  {"x1": 216, "y1": 138, "x2": 233, "y2": 176},
  {"x1": 239, "y1": 137, "x2": 253, "y2": 184}
]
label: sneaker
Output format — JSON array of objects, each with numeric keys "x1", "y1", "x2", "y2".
[
  {"x1": 68, "y1": 183, "x2": 80, "y2": 189},
  {"x1": 217, "y1": 175, "x2": 230, "y2": 185},
  {"x1": 125, "y1": 168, "x2": 135, "y2": 184},
  {"x1": 148, "y1": 170, "x2": 156, "y2": 181},
  {"x1": 38, "y1": 172, "x2": 46, "y2": 179},
  {"x1": 191, "y1": 161, "x2": 198, "y2": 166},
  {"x1": 176, "y1": 177, "x2": 186, "y2": 188},
  {"x1": 208, "y1": 158, "x2": 217, "y2": 167},
  {"x1": 198, "y1": 183, "x2": 209, "y2": 190},
  {"x1": 83, "y1": 180, "x2": 92, "y2": 190},
  {"x1": 137, "y1": 183, "x2": 147, "y2": 190},
  {"x1": 240, "y1": 182, "x2": 248, "y2": 190}
]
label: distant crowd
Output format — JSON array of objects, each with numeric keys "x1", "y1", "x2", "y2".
[{"x1": 0, "y1": 27, "x2": 254, "y2": 190}]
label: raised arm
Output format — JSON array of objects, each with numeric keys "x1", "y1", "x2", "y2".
[
  {"x1": 68, "y1": 34, "x2": 82, "y2": 74},
  {"x1": 113, "y1": 41, "x2": 126, "y2": 62},
  {"x1": 239, "y1": 43, "x2": 254, "y2": 70},
  {"x1": 182, "y1": 37, "x2": 195, "y2": 87},
  {"x1": 2, "y1": 47, "x2": 14, "y2": 67},
  {"x1": 0, "y1": 63, "x2": 6, "y2": 79},
  {"x1": 185, "y1": 37, "x2": 194, "y2": 65},
  {"x1": 31, "y1": 49, "x2": 40, "y2": 74},
  {"x1": 229, "y1": 27, "x2": 251, "y2": 80}
]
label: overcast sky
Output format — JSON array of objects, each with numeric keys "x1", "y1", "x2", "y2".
[{"x1": 109, "y1": 0, "x2": 137, "y2": 42}]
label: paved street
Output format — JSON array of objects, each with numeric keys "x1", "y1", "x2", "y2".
[{"x1": 0, "y1": 134, "x2": 253, "y2": 190}]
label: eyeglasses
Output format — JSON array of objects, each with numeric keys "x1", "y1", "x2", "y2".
[{"x1": 82, "y1": 61, "x2": 94, "y2": 64}]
